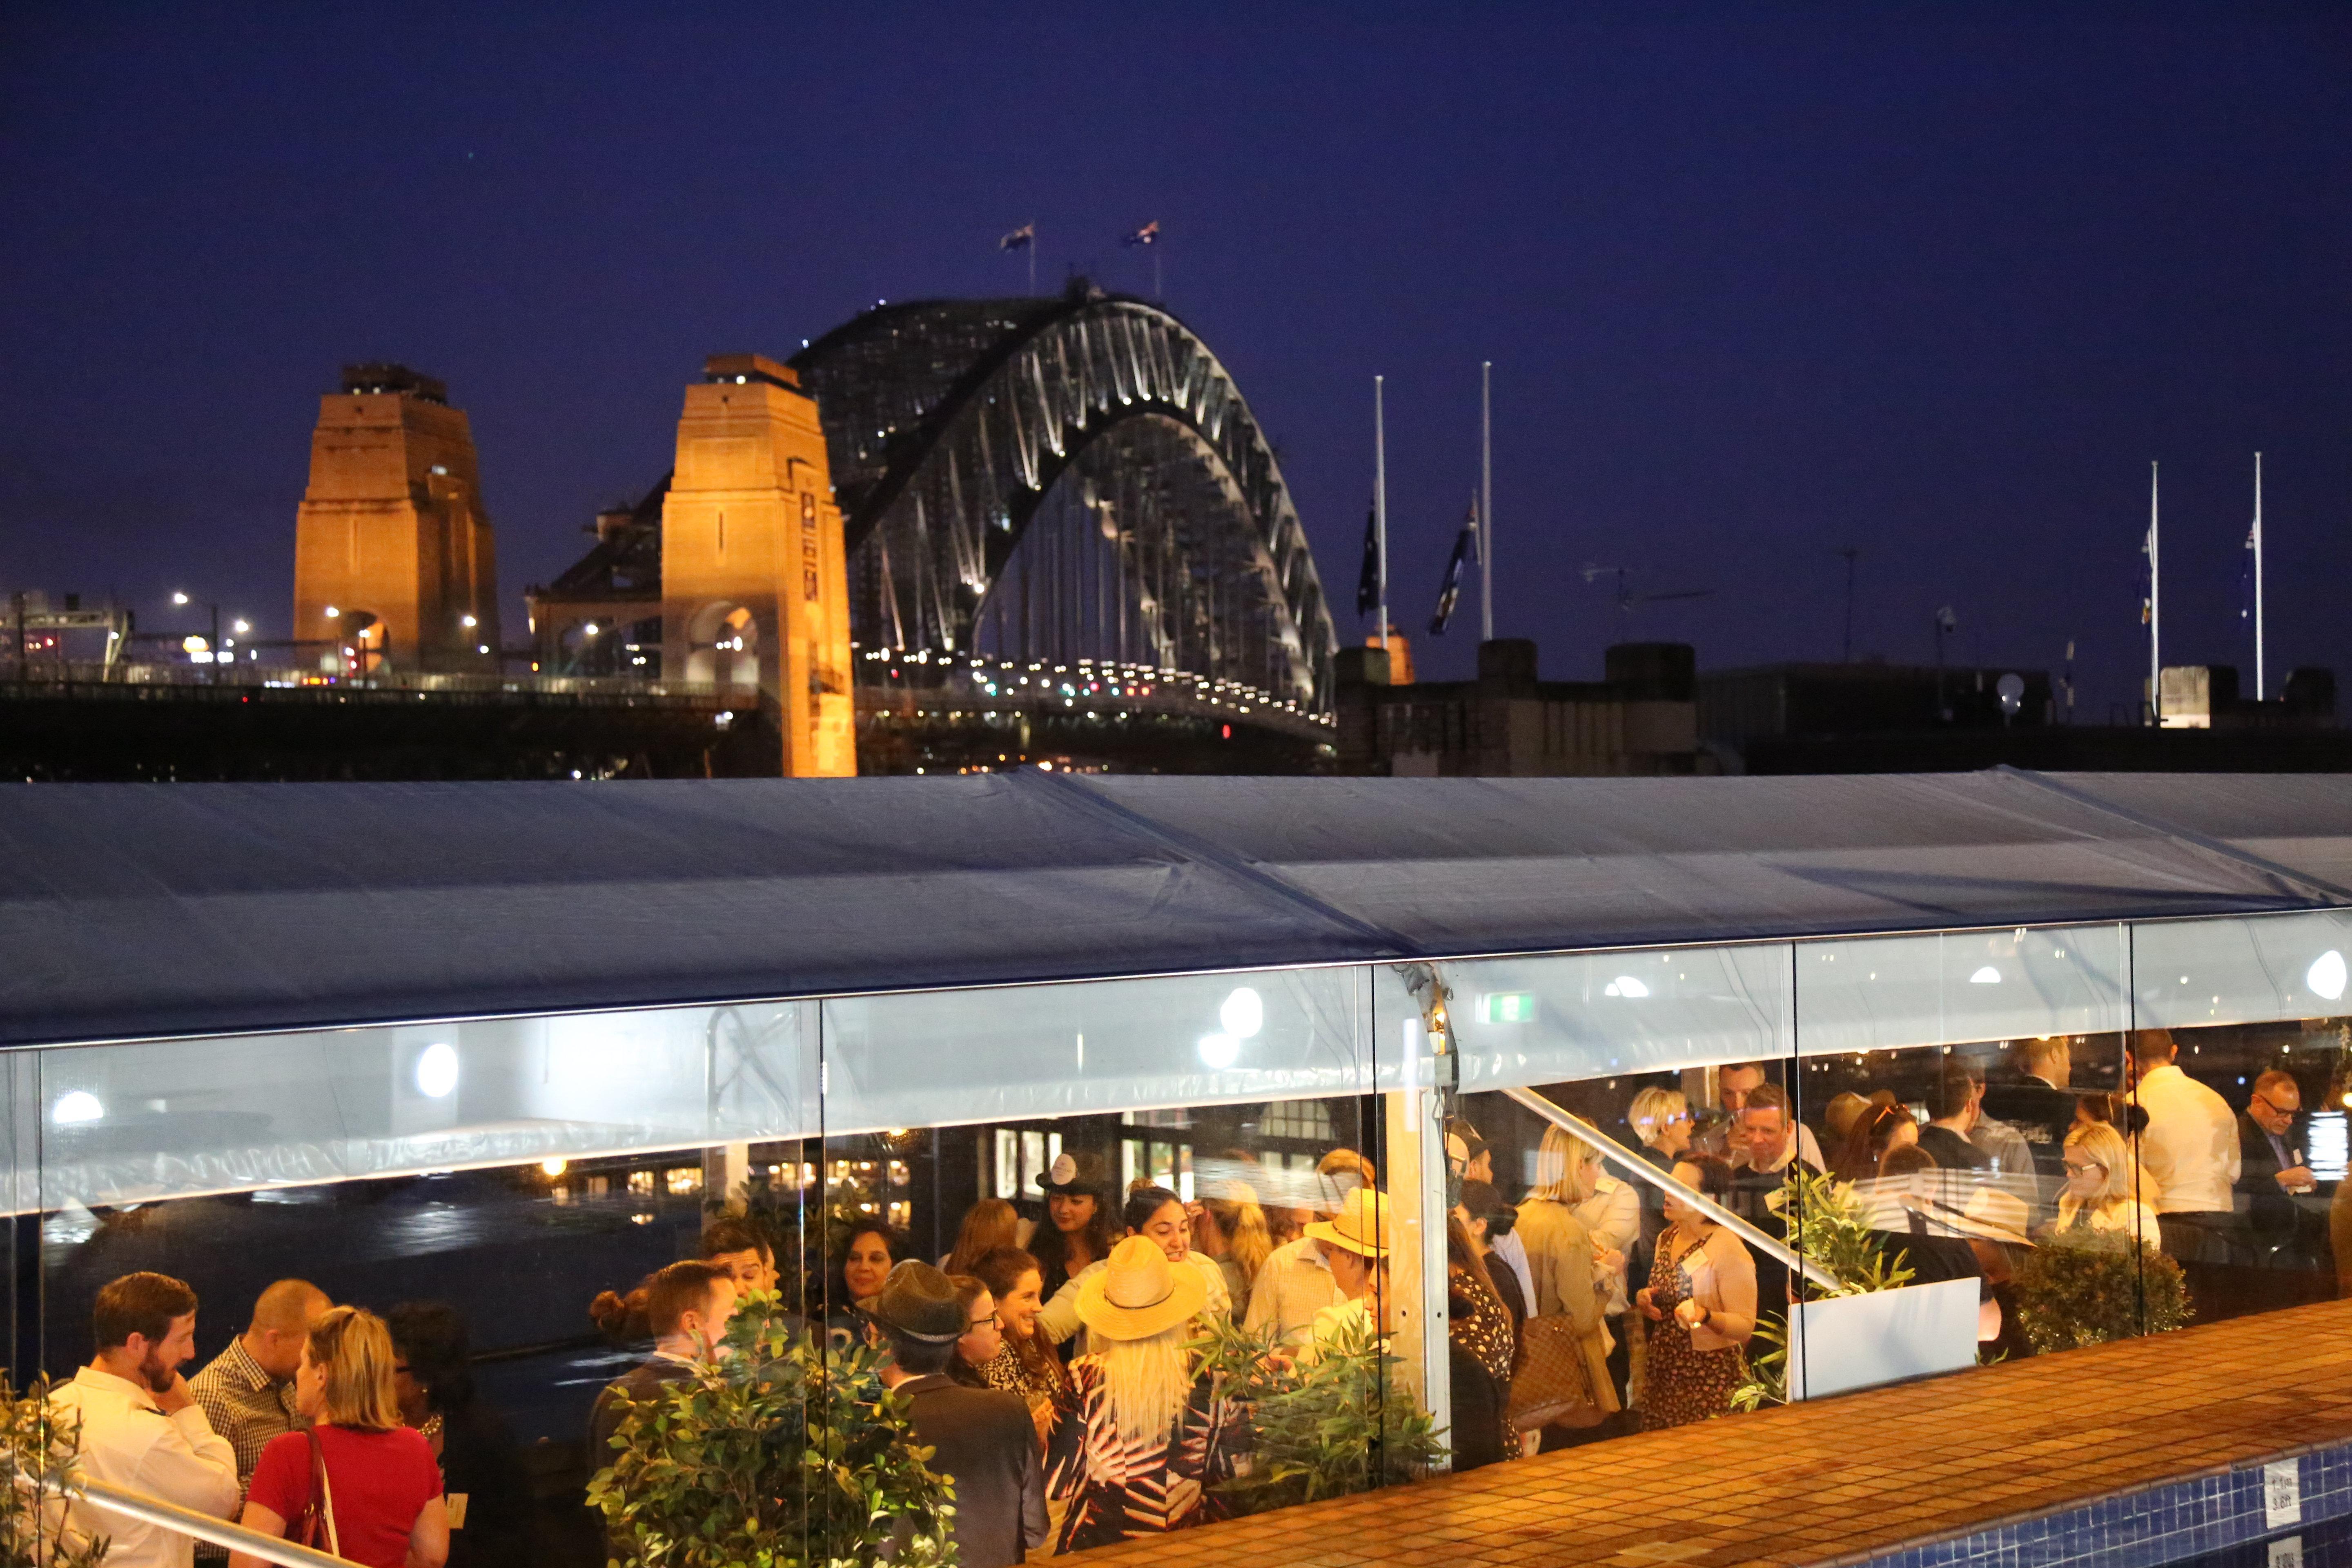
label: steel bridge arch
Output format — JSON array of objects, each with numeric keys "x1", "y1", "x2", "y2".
[{"x1": 791, "y1": 288, "x2": 1339, "y2": 715}]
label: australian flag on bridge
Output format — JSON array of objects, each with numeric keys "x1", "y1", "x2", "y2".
[{"x1": 1428, "y1": 496, "x2": 1481, "y2": 635}]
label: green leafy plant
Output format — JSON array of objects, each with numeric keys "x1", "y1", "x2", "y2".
[
  {"x1": 1729, "y1": 1167, "x2": 1913, "y2": 1411},
  {"x1": 1192, "y1": 1314, "x2": 1446, "y2": 1516},
  {"x1": 587, "y1": 1291, "x2": 957, "y2": 1568},
  {"x1": 2013, "y1": 1230, "x2": 2192, "y2": 1352},
  {"x1": 0, "y1": 1374, "x2": 109, "y2": 1566}
]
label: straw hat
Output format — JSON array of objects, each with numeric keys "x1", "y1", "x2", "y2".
[
  {"x1": 1303, "y1": 1186, "x2": 1390, "y2": 1259},
  {"x1": 1076, "y1": 1236, "x2": 1208, "y2": 1341}
]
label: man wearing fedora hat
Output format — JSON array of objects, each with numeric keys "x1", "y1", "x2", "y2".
[
  {"x1": 1243, "y1": 1147, "x2": 1377, "y2": 1345},
  {"x1": 871, "y1": 1261, "x2": 1046, "y2": 1568},
  {"x1": 1301, "y1": 1186, "x2": 1392, "y2": 1360},
  {"x1": 1051, "y1": 1236, "x2": 1236, "y2": 1551}
]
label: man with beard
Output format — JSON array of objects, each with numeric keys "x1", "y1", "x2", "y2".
[{"x1": 51, "y1": 1272, "x2": 241, "y2": 1567}]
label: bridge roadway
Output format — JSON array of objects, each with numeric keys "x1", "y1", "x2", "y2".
[
  {"x1": 0, "y1": 659, "x2": 1330, "y2": 779},
  {"x1": 854, "y1": 648, "x2": 1334, "y2": 774}
]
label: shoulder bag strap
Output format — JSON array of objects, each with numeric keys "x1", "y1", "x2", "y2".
[{"x1": 307, "y1": 1428, "x2": 343, "y2": 1560}]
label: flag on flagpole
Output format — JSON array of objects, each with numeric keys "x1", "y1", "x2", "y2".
[
  {"x1": 1121, "y1": 220, "x2": 1160, "y2": 247},
  {"x1": 2240, "y1": 518, "x2": 2257, "y2": 623},
  {"x1": 1356, "y1": 498, "x2": 1381, "y2": 619},
  {"x1": 1000, "y1": 223, "x2": 1035, "y2": 252},
  {"x1": 1429, "y1": 496, "x2": 1481, "y2": 635}
]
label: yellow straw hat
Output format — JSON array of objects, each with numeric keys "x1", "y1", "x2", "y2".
[
  {"x1": 1303, "y1": 1186, "x2": 1390, "y2": 1259},
  {"x1": 1076, "y1": 1236, "x2": 1208, "y2": 1341}
]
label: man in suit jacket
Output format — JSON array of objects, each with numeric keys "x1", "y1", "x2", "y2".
[
  {"x1": 586, "y1": 1261, "x2": 737, "y2": 1465},
  {"x1": 1982, "y1": 1038, "x2": 2077, "y2": 1184},
  {"x1": 874, "y1": 1262, "x2": 1046, "y2": 1568},
  {"x1": 2238, "y1": 1069, "x2": 2321, "y2": 1268}
]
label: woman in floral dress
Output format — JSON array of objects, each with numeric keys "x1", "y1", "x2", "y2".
[{"x1": 1633, "y1": 1154, "x2": 1756, "y2": 1430}]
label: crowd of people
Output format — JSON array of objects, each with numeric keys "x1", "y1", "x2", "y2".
[{"x1": 56, "y1": 1027, "x2": 2325, "y2": 1567}]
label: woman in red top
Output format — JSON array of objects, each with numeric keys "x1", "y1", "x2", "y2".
[{"x1": 230, "y1": 1305, "x2": 448, "y2": 1568}]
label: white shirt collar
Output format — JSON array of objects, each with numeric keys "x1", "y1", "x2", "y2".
[{"x1": 73, "y1": 1366, "x2": 159, "y2": 1410}]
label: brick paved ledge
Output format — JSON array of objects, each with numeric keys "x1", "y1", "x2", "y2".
[{"x1": 1071, "y1": 1298, "x2": 2352, "y2": 1568}]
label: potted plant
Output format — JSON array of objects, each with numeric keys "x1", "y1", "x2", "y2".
[
  {"x1": 588, "y1": 1293, "x2": 957, "y2": 1567},
  {"x1": 0, "y1": 1374, "x2": 110, "y2": 1566},
  {"x1": 1192, "y1": 1315, "x2": 1445, "y2": 1516},
  {"x1": 2013, "y1": 1230, "x2": 2191, "y2": 1352},
  {"x1": 1731, "y1": 1167, "x2": 1915, "y2": 1410}
]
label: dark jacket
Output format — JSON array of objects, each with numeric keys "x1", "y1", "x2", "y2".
[
  {"x1": 437, "y1": 1397, "x2": 530, "y2": 1568},
  {"x1": 1917, "y1": 1125, "x2": 1993, "y2": 1172},
  {"x1": 898, "y1": 1373, "x2": 1047, "y2": 1568},
  {"x1": 2237, "y1": 1110, "x2": 2312, "y2": 1247},
  {"x1": 586, "y1": 1354, "x2": 698, "y2": 1472},
  {"x1": 1980, "y1": 1075, "x2": 2076, "y2": 1179}
]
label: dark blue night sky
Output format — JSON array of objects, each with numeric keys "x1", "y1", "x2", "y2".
[{"x1": 4, "y1": 4, "x2": 2348, "y2": 717}]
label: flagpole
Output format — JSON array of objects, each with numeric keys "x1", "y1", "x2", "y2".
[
  {"x1": 2254, "y1": 451, "x2": 2266, "y2": 700},
  {"x1": 1375, "y1": 375, "x2": 1390, "y2": 655},
  {"x1": 1479, "y1": 361, "x2": 1493, "y2": 643},
  {"x1": 2148, "y1": 461, "x2": 2161, "y2": 726},
  {"x1": 1029, "y1": 226, "x2": 1038, "y2": 296}
]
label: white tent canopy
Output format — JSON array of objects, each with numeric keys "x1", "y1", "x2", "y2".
[{"x1": 2, "y1": 768, "x2": 2348, "y2": 1047}]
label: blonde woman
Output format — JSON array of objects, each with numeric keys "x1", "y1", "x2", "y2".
[
  {"x1": 1512, "y1": 1124, "x2": 1621, "y2": 1441},
  {"x1": 1050, "y1": 1237, "x2": 1237, "y2": 1551},
  {"x1": 2045, "y1": 1121, "x2": 2163, "y2": 1244},
  {"x1": 1192, "y1": 1179, "x2": 1273, "y2": 1312},
  {"x1": 232, "y1": 1306, "x2": 448, "y2": 1568}
]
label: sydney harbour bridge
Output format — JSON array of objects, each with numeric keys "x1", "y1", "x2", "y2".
[
  {"x1": 0, "y1": 283, "x2": 1347, "y2": 782},
  {"x1": 532, "y1": 281, "x2": 1345, "y2": 774}
]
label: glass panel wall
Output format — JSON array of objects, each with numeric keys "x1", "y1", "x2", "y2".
[
  {"x1": 2126, "y1": 912, "x2": 2352, "y2": 1335},
  {"x1": 1442, "y1": 942, "x2": 1795, "y2": 1457},
  {"x1": 8, "y1": 905, "x2": 2352, "y2": 1562}
]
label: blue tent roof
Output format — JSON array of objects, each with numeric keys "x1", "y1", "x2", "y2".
[{"x1": 3, "y1": 768, "x2": 2348, "y2": 1047}]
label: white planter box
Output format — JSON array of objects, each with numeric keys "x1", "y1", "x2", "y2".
[{"x1": 1784, "y1": 1276, "x2": 1980, "y2": 1401}]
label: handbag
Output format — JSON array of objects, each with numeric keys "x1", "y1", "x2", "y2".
[
  {"x1": 1506, "y1": 1313, "x2": 1604, "y2": 1430},
  {"x1": 291, "y1": 1429, "x2": 343, "y2": 1560}
]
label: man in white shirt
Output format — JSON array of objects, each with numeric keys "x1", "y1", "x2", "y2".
[
  {"x1": 2131, "y1": 1029, "x2": 2244, "y2": 1263},
  {"x1": 1243, "y1": 1149, "x2": 1376, "y2": 1345},
  {"x1": 51, "y1": 1272, "x2": 241, "y2": 1568}
]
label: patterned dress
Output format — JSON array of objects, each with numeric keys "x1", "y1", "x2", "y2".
[
  {"x1": 1636, "y1": 1226, "x2": 1746, "y2": 1432},
  {"x1": 1047, "y1": 1354, "x2": 1238, "y2": 1552},
  {"x1": 1447, "y1": 1265, "x2": 1518, "y2": 1464},
  {"x1": 976, "y1": 1338, "x2": 1082, "y2": 1553}
]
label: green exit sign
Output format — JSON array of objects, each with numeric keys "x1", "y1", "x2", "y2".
[{"x1": 1479, "y1": 992, "x2": 1537, "y2": 1024}]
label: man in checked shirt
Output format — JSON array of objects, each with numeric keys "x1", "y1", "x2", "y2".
[{"x1": 188, "y1": 1278, "x2": 332, "y2": 1557}]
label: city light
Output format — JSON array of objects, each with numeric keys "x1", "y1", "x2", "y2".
[
  {"x1": 541, "y1": 1158, "x2": 569, "y2": 1177},
  {"x1": 171, "y1": 592, "x2": 189, "y2": 606},
  {"x1": 324, "y1": 606, "x2": 340, "y2": 618},
  {"x1": 461, "y1": 615, "x2": 477, "y2": 628},
  {"x1": 232, "y1": 620, "x2": 250, "y2": 634}
]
